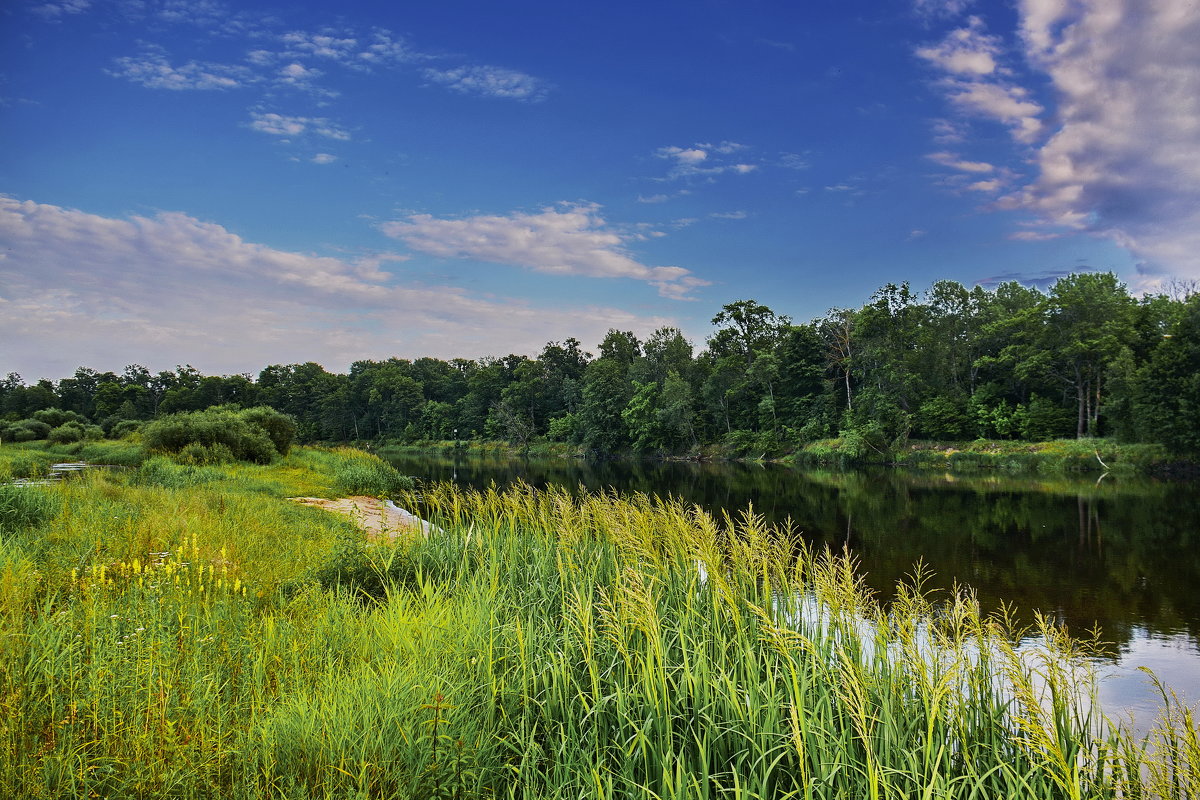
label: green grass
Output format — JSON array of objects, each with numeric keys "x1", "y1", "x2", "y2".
[{"x1": 1, "y1": 446, "x2": 1196, "y2": 798}]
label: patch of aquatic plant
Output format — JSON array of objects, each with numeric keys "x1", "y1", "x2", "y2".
[
  {"x1": 134, "y1": 456, "x2": 229, "y2": 489},
  {"x1": 318, "y1": 447, "x2": 414, "y2": 497},
  {"x1": 0, "y1": 485, "x2": 61, "y2": 535},
  {"x1": 43, "y1": 439, "x2": 148, "y2": 467},
  {"x1": 0, "y1": 445, "x2": 57, "y2": 481}
]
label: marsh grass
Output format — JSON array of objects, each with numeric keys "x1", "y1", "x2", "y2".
[{"x1": 0, "y1": 447, "x2": 1196, "y2": 798}]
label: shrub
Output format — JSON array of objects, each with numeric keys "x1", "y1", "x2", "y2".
[
  {"x1": 177, "y1": 441, "x2": 236, "y2": 465},
  {"x1": 109, "y1": 420, "x2": 142, "y2": 438},
  {"x1": 238, "y1": 406, "x2": 297, "y2": 455},
  {"x1": 47, "y1": 421, "x2": 103, "y2": 444},
  {"x1": 141, "y1": 407, "x2": 294, "y2": 464},
  {"x1": 0, "y1": 419, "x2": 52, "y2": 442},
  {"x1": 31, "y1": 409, "x2": 87, "y2": 428}
]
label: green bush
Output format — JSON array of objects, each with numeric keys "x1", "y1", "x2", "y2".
[
  {"x1": 46, "y1": 421, "x2": 103, "y2": 444},
  {"x1": 141, "y1": 407, "x2": 294, "y2": 464},
  {"x1": 31, "y1": 409, "x2": 87, "y2": 428},
  {"x1": 0, "y1": 419, "x2": 52, "y2": 442},
  {"x1": 239, "y1": 406, "x2": 297, "y2": 455},
  {"x1": 109, "y1": 420, "x2": 142, "y2": 438}
]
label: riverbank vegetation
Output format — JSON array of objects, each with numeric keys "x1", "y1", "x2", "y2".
[
  {"x1": 4, "y1": 274, "x2": 1199, "y2": 466},
  {"x1": 1, "y1": 442, "x2": 1198, "y2": 797}
]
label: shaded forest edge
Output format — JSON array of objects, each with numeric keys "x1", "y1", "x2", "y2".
[{"x1": 5, "y1": 273, "x2": 1199, "y2": 471}]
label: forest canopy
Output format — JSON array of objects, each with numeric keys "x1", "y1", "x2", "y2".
[{"x1": 4, "y1": 273, "x2": 1199, "y2": 456}]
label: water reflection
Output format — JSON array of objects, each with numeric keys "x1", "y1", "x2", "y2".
[{"x1": 384, "y1": 450, "x2": 1200, "y2": 717}]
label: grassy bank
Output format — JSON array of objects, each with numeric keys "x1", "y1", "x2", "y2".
[
  {"x1": 379, "y1": 435, "x2": 1188, "y2": 475},
  {"x1": 793, "y1": 437, "x2": 1177, "y2": 474},
  {"x1": 2, "y1": 445, "x2": 1197, "y2": 798}
]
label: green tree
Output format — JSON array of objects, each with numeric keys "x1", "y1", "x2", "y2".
[
  {"x1": 1134, "y1": 294, "x2": 1200, "y2": 452},
  {"x1": 1015, "y1": 273, "x2": 1136, "y2": 437}
]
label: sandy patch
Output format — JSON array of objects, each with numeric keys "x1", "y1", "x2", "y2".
[{"x1": 290, "y1": 495, "x2": 437, "y2": 540}]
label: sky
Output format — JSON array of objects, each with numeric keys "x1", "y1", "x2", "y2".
[{"x1": 2, "y1": 0, "x2": 1199, "y2": 381}]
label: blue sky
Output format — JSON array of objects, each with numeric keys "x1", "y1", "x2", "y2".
[{"x1": 3, "y1": 0, "x2": 1198, "y2": 379}]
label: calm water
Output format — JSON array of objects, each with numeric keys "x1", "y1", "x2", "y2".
[{"x1": 385, "y1": 451, "x2": 1200, "y2": 725}]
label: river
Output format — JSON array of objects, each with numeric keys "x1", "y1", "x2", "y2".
[{"x1": 384, "y1": 450, "x2": 1200, "y2": 729}]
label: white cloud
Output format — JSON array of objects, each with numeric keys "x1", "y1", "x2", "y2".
[
  {"x1": 249, "y1": 111, "x2": 349, "y2": 140},
  {"x1": 778, "y1": 153, "x2": 811, "y2": 170},
  {"x1": 280, "y1": 30, "x2": 359, "y2": 61},
  {"x1": 916, "y1": 1, "x2": 1200, "y2": 283},
  {"x1": 915, "y1": 17, "x2": 1001, "y2": 75},
  {"x1": 311, "y1": 153, "x2": 337, "y2": 164},
  {"x1": 1008, "y1": 230, "x2": 1061, "y2": 241},
  {"x1": 926, "y1": 151, "x2": 994, "y2": 173},
  {"x1": 1013, "y1": 0, "x2": 1200, "y2": 281},
  {"x1": 654, "y1": 143, "x2": 759, "y2": 180},
  {"x1": 930, "y1": 118, "x2": 967, "y2": 144},
  {"x1": 967, "y1": 179, "x2": 1003, "y2": 192},
  {"x1": 710, "y1": 211, "x2": 748, "y2": 220},
  {"x1": 30, "y1": 0, "x2": 91, "y2": 19},
  {"x1": 917, "y1": 18, "x2": 1044, "y2": 142},
  {"x1": 0, "y1": 196, "x2": 678, "y2": 378},
  {"x1": 109, "y1": 49, "x2": 253, "y2": 90},
  {"x1": 280, "y1": 62, "x2": 318, "y2": 80},
  {"x1": 637, "y1": 194, "x2": 670, "y2": 204},
  {"x1": 943, "y1": 80, "x2": 1043, "y2": 141},
  {"x1": 913, "y1": 0, "x2": 974, "y2": 19},
  {"x1": 422, "y1": 65, "x2": 549, "y2": 101},
  {"x1": 380, "y1": 203, "x2": 709, "y2": 300},
  {"x1": 661, "y1": 147, "x2": 708, "y2": 165},
  {"x1": 356, "y1": 30, "x2": 421, "y2": 66}
]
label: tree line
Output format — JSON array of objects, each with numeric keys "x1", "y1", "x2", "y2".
[{"x1": 4, "y1": 272, "x2": 1199, "y2": 455}]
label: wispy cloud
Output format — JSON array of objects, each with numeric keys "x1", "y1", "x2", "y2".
[
  {"x1": 654, "y1": 142, "x2": 756, "y2": 180},
  {"x1": 381, "y1": 203, "x2": 709, "y2": 299},
  {"x1": 926, "y1": 151, "x2": 994, "y2": 173},
  {"x1": 0, "y1": 196, "x2": 678, "y2": 377},
  {"x1": 912, "y1": 0, "x2": 974, "y2": 20},
  {"x1": 710, "y1": 211, "x2": 748, "y2": 220},
  {"x1": 917, "y1": 17, "x2": 1043, "y2": 143},
  {"x1": 108, "y1": 48, "x2": 254, "y2": 90},
  {"x1": 79, "y1": 4, "x2": 552, "y2": 146},
  {"x1": 30, "y1": 0, "x2": 92, "y2": 20},
  {"x1": 311, "y1": 153, "x2": 337, "y2": 164},
  {"x1": 915, "y1": 16, "x2": 1000, "y2": 76},
  {"x1": 967, "y1": 179, "x2": 1002, "y2": 192},
  {"x1": 421, "y1": 65, "x2": 549, "y2": 101},
  {"x1": 248, "y1": 111, "x2": 349, "y2": 140},
  {"x1": 778, "y1": 152, "x2": 810, "y2": 170}
]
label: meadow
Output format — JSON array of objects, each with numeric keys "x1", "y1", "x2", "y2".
[{"x1": 1, "y1": 442, "x2": 1197, "y2": 798}]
